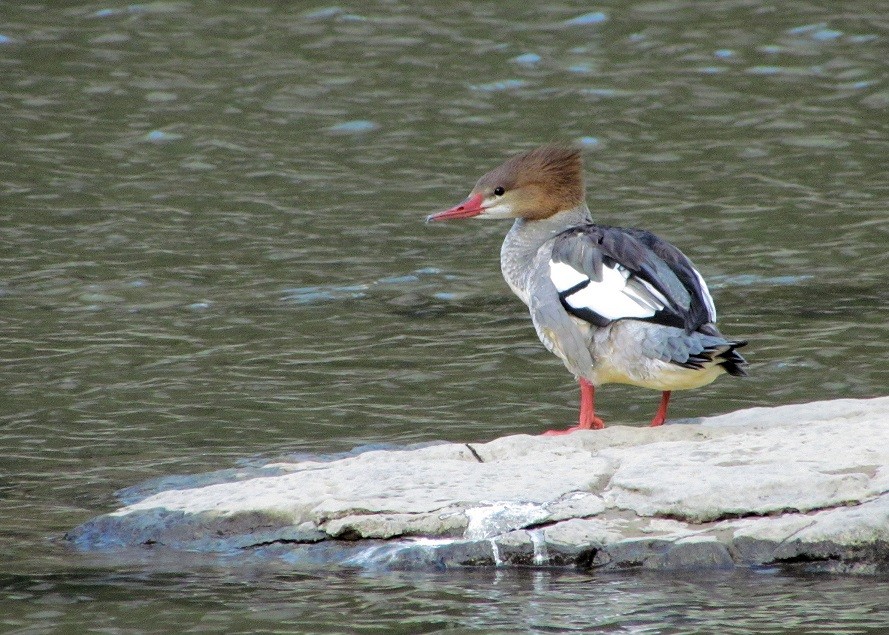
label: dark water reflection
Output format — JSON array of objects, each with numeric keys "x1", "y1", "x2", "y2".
[
  {"x1": 3, "y1": 566, "x2": 889, "y2": 634},
  {"x1": 1, "y1": 0, "x2": 888, "y2": 631}
]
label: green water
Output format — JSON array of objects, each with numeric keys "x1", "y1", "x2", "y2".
[{"x1": 1, "y1": 1, "x2": 887, "y2": 632}]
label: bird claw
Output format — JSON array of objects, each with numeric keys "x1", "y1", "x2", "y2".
[
  {"x1": 541, "y1": 418, "x2": 606, "y2": 436},
  {"x1": 541, "y1": 426, "x2": 583, "y2": 436}
]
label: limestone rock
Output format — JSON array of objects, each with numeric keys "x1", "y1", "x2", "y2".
[{"x1": 68, "y1": 396, "x2": 889, "y2": 573}]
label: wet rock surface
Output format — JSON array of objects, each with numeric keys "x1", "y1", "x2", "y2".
[{"x1": 68, "y1": 397, "x2": 889, "y2": 573}]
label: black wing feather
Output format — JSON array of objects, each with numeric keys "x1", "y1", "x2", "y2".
[
  {"x1": 551, "y1": 224, "x2": 714, "y2": 332},
  {"x1": 621, "y1": 227, "x2": 715, "y2": 331}
]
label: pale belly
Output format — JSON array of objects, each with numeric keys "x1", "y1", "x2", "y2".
[
  {"x1": 554, "y1": 318, "x2": 727, "y2": 391},
  {"x1": 589, "y1": 355, "x2": 725, "y2": 391}
]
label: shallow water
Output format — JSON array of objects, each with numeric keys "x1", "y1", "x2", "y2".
[
  {"x1": 4, "y1": 566, "x2": 889, "y2": 634},
  {"x1": 1, "y1": 0, "x2": 888, "y2": 632}
]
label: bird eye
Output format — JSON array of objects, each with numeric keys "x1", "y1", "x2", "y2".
[{"x1": 493, "y1": 186, "x2": 505, "y2": 196}]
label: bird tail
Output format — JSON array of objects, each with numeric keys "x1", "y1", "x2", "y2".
[
  {"x1": 675, "y1": 324, "x2": 748, "y2": 377},
  {"x1": 717, "y1": 340, "x2": 748, "y2": 377}
]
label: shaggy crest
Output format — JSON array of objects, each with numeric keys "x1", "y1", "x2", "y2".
[{"x1": 477, "y1": 145, "x2": 585, "y2": 219}]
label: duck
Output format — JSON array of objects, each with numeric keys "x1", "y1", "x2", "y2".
[{"x1": 426, "y1": 145, "x2": 747, "y2": 434}]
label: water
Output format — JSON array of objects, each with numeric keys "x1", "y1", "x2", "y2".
[
  {"x1": 1, "y1": 0, "x2": 887, "y2": 631},
  {"x1": 4, "y1": 567, "x2": 889, "y2": 634}
]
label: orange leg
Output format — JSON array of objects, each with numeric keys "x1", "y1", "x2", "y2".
[
  {"x1": 543, "y1": 378, "x2": 606, "y2": 435},
  {"x1": 650, "y1": 390, "x2": 671, "y2": 427},
  {"x1": 578, "y1": 378, "x2": 606, "y2": 429}
]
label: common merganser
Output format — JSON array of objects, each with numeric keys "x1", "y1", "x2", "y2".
[{"x1": 427, "y1": 145, "x2": 747, "y2": 434}]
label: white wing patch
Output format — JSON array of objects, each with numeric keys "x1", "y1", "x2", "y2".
[
  {"x1": 549, "y1": 260, "x2": 588, "y2": 289},
  {"x1": 550, "y1": 259, "x2": 666, "y2": 321},
  {"x1": 692, "y1": 266, "x2": 717, "y2": 322}
]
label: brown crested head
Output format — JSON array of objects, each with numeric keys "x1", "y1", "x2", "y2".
[
  {"x1": 426, "y1": 144, "x2": 586, "y2": 224},
  {"x1": 474, "y1": 144, "x2": 585, "y2": 220}
]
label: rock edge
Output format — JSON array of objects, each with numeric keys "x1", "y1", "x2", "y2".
[{"x1": 68, "y1": 397, "x2": 889, "y2": 574}]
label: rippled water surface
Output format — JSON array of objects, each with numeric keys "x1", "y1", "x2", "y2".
[{"x1": 2, "y1": 0, "x2": 887, "y2": 632}]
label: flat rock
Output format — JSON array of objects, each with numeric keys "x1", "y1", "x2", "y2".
[{"x1": 68, "y1": 397, "x2": 889, "y2": 573}]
